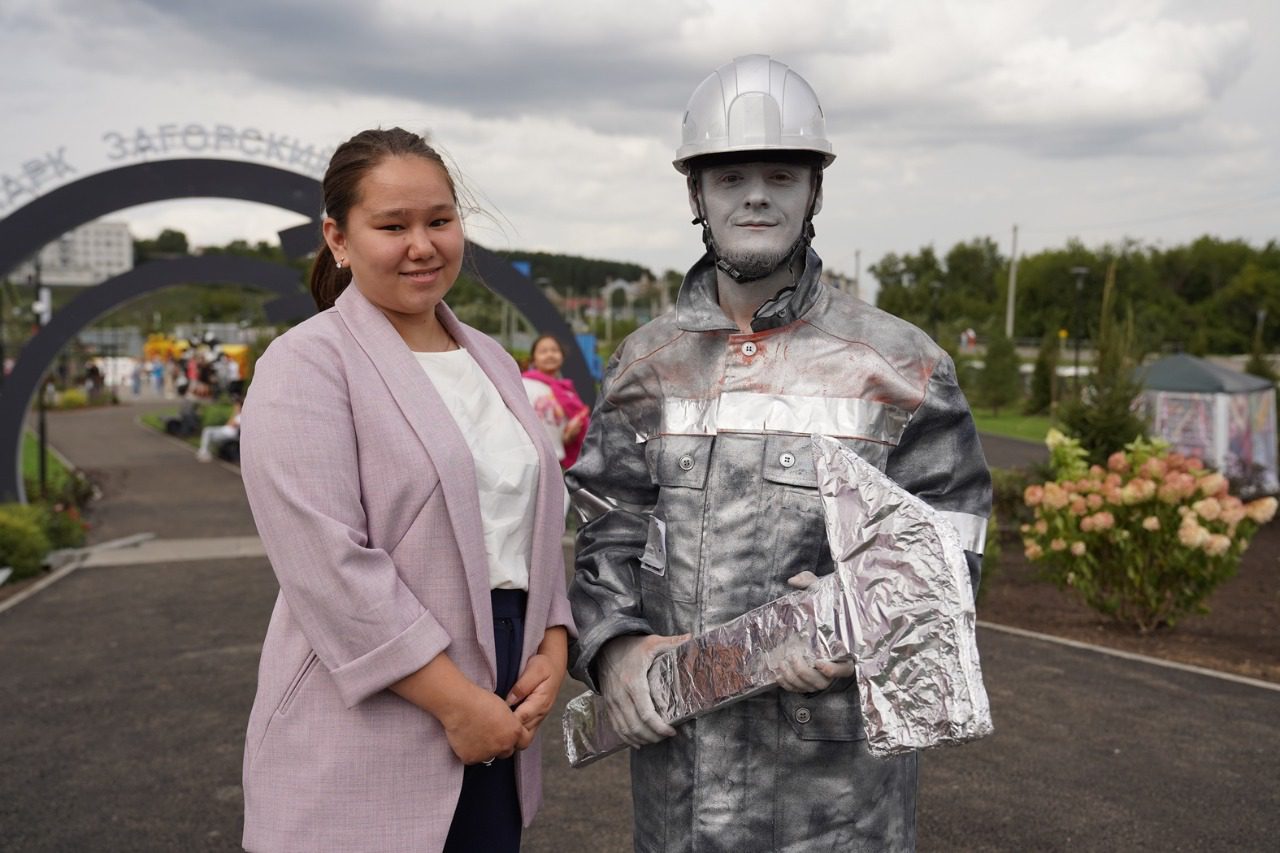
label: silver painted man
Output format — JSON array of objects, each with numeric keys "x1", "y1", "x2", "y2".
[{"x1": 568, "y1": 55, "x2": 992, "y2": 852}]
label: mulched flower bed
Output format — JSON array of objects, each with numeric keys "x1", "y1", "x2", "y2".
[{"x1": 979, "y1": 517, "x2": 1280, "y2": 683}]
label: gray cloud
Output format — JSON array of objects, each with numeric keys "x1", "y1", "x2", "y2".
[{"x1": 20, "y1": 0, "x2": 1256, "y2": 161}]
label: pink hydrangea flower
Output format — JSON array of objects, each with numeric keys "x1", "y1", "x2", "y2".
[
  {"x1": 1203, "y1": 534, "x2": 1231, "y2": 557},
  {"x1": 1178, "y1": 520, "x2": 1209, "y2": 549},
  {"x1": 1050, "y1": 538, "x2": 1067, "y2": 552},
  {"x1": 1070, "y1": 541, "x2": 1087, "y2": 556},
  {"x1": 1024, "y1": 484, "x2": 1045, "y2": 507},
  {"x1": 1193, "y1": 497, "x2": 1222, "y2": 522},
  {"x1": 1246, "y1": 497, "x2": 1278, "y2": 524},
  {"x1": 1198, "y1": 472, "x2": 1228, "y2": 498},
  {"x1": 1107, "y1": 452, "x2": 1130, "y2": 473},
  {"x1": 1024, "y1": 542, "x2": 1044, "y2": 560},
  {"x1": 1140, "y1": 457, "x2": 1167, "y2": 480},
  {"x1": 1043, "y1": 484, "x2": 1070, "y2": 510},
  {"x1": 1142, "y1": 516, "x2": 1160, "y2": 531},
  {"x1": 1087, "y1": 493, "x2": 1104, "y2": 510}
]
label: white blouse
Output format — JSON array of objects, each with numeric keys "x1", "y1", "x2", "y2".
[{"x1": 413, "y1": 348, "x2": 538, "y2": 591}]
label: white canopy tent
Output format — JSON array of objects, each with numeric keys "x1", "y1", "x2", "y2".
[{"x1": 1138, "y1": 354, "x2": 1278, "y2": 495}]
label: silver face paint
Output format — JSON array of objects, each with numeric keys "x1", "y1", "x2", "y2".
[{"x1": 698, "y1": 162, "x2": 812, "y2": 282}]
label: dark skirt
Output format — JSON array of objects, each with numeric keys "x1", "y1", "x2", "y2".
[{"x1": 443, "y1": 589, "x2": 527, "y2": 853}]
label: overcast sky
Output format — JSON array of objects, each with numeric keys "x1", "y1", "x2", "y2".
[{"x1": 3, "y1": 0, "x2": 1278, "y2": 303}]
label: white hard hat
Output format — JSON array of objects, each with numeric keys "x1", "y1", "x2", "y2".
[{"x1": 674, "y1": 54, "x2": 835, "y2": 174}]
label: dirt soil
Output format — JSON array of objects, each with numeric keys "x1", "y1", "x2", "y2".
[{"x1": 979, "y1": 517, "x2": 1280, "y2": 684}]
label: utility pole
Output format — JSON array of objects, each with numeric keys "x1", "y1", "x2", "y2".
[{"x1": 1004, "y1": 224, "x2": 1019, "y2": 338}]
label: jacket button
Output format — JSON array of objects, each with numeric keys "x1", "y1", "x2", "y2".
[
  {"x1": 794, "y1": 707, "x2": 811, "y2": 724},
  {"x1": 779, "y1": 452, "x2": 796, "y2": 468},
  {"x1": 741, "y1": 341, "x2": 757, "y2": 357},
  {"x1": 678, "y1": 455, "x2": 695, "y2": 471}
]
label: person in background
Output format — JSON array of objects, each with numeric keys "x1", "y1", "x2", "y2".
[
  {"x1": 521, "y1": 334, "x2": 589, "y2": 469},
  {"x1": 195, "y1": 397, "x2": 240, "y2": 462},
  {"x1": 238, "y1": 127, "x2": 573, "y2": 853}
]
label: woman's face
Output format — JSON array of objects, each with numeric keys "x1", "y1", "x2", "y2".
[
  {"x1": 323, "y1": 155, "x2": 464, "y2": 324},
  {"x1": 531, "y1": 337, "x2": 564, "y2": 375}
]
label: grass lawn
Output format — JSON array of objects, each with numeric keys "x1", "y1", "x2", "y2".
[
  {"x1": 141, "y1": 403, "x2": 235, "y2": 446},
  {"x1": 971, "y1": 411, "x2": 1055, "y2": 444},
  {"x1": 21, "y1": 430, "x2": 75, "y2": 496}
]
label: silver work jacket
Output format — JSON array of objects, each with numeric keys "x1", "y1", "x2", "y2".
[{"x1": 568, "y1": 250, "x2": 991, "y2": 853}]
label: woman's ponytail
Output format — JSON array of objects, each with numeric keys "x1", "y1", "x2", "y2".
[{"x1": 309, "y1": 242, "x2": 352, "y2": 311}]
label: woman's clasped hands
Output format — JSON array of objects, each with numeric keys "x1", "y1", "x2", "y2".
[{"x1": 412, "y1": 626, "x2": 568, "y2": 766}]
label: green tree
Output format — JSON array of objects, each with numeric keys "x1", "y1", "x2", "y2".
[
  {"x1": 493, "y1": 249, "x2": 652, "y2": 298},
  {"x1": 872, "y1": 239, "x2": 1004, "y2": 347},
  {"x1": 133, "y1": 228, "x2": 190, "y2": 263},
  {"x1": 1025, "y1": 329, "x2": 1060, "y2": 415},
  {"x1": 976, "y1": 325, "x2": 1022, "y2": 416},
  {"x1": 1058, "y1": 262, "x2": 1148, "y2": 463},
  {"x1": 1244, "y1": 309, "x2": 1278, "y2": 383}
]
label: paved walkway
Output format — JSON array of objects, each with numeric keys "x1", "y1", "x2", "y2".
[{"x1": 1, "y1": 403, "x2": 1277, "y2": 851}]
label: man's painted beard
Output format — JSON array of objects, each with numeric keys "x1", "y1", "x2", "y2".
[{"x1": 719, "y1": 243, "x2": 793, "y2": 281}]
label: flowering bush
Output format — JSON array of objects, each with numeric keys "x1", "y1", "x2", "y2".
[{"x1": 1021, "y1": 430, "x2": 1277, "y2": 633}]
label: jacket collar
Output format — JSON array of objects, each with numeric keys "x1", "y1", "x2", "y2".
[{"x1": 675, "y1": 247, "x2": 827, "y2": 333}]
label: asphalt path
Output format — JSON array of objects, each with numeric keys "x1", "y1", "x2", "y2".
[{"x1": 2, "y1": 403, "x2": 1276, "y2": 851}]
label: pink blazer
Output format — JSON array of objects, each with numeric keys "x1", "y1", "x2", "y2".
[{"x1": 239, "y1": 284, "x2": 574, "y2": 853}]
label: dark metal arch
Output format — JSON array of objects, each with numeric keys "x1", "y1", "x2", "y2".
[
  {"x1": 0, "y1": 159, "x2": 594, "y2": 503},
  {"x1": 1, "y1": 256, "x2": 308, "y2": 503},
  {"x1": 0, "y1": 159, "x2": 324, "y2": 276}
]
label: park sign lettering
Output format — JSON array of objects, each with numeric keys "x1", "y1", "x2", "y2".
[{"x1": 0, "y1": 124, "x2": 334, "y2": 214}]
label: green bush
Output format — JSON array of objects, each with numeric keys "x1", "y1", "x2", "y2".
[
  {"x1": 41, "y1": 504, "x2": 89, "y2": 549},
  {"x1": 1021, "y1": 433, "x2": 1278, "y2": 632},
  {"x1": 22, "y1": 466, "x2": 95, "y2": 512},
  {"x1": 0, "y1": 501, "x2": 86, "y2": 555},
  {"x1": 0, "y1": 506, "x2": 51, "y2": 579},
  {"x1": 990, "y1": 466, "x2": 1037, "y2": 528},
  {"x1": 57, "y1": 388, "x2": 89, "y2": 409}
]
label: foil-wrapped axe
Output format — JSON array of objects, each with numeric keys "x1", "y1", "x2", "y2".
[{"x1": 563, "y1": 435, "x2": 992, "y2": 767}]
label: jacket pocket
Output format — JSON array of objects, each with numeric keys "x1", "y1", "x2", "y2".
[
  {"x1": 646, "y1": 434, "x2": 714, "y2": 489},
  {"x1": 780, "y1": 677, "x2": 865, "y2": 742},
  {"x1": 276, "y1": 651, "x2": 320, "y2": 716}
]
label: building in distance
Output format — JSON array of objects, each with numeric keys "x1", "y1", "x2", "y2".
[{"x1": 10, "y1": 221, "x2": 133, "y2": 286}]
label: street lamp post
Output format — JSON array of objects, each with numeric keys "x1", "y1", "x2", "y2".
[{"x1": 1070, "y1": 266, "x2": 1089, "y2": 394}]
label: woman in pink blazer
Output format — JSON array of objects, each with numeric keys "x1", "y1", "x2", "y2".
[{"x1": 239, "y1": 128, "x2": 574, "y2": 852}]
